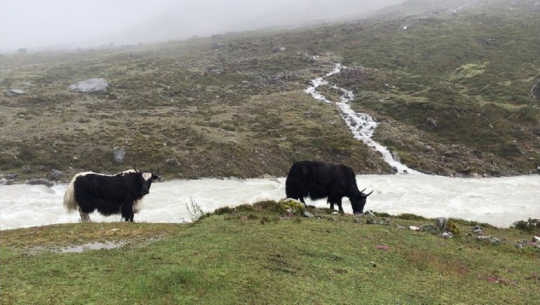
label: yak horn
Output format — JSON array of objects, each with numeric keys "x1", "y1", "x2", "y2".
[
  {"x1": 360, "y1": 188, "x2": 366, "y2": 193},
  {"x1": 133, "y1": 164, "x2": 138, "y2": 173},
  {"x1": 365, "y1": 190, "x2": 374, "y2": 197}
]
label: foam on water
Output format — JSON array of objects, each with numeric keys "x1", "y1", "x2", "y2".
[{"x1": 1, "y1": 175, "x2": 539, "y2": 230}]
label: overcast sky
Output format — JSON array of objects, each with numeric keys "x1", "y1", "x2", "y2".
[{"x1": 0, "y1": 0, "x2": 404, "y2": 53}]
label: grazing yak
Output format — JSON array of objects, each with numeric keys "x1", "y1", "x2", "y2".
[
  {"x1": 63, "y1": 168, "x2": 160, "y2": 222},
  {"x1": 285, "y1": 161, "x2": 372, "y2": 214}
]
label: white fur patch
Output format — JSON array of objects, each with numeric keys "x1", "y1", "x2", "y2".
[
  {"x1": 119, "y1": 169, "x2": 137, "y2": 175},
  {"x1": 142, "y1": 173, "x2": 152, "y2": 181},
  {"x1": 133, "y1": 199, "x2": 143, "y2": 213}
]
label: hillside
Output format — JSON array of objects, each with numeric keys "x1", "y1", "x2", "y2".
[{"x1": 0, "y1": 0, "x2": 539, "y2": 181}]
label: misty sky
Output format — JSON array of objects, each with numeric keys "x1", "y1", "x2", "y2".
[{"x1": 0, "y1": 0, "x2": 404, "y2": 53}]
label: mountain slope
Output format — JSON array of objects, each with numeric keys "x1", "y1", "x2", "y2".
[{"x1": 0, "y1": 0, "x2": 538, "y2": 181}]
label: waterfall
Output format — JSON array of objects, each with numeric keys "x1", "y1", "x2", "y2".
[{"x1": 305, "y1": 64, "x2": 420, "y2": 174}]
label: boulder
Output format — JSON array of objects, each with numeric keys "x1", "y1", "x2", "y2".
[
  {"x1": 112, "y1": 146, "x2": 126, "y2": 165},
  {"x1": 69, "y1": 78, "x2": 109, "y2": 93},
  {"x1": 49, "y1": 170, "x2": 62, "y2": 181},
  {"x1": 26, "y1": 179, "x2": 54, "y2": 187},
  {"x1": 3, "y1": 89, "x2": 25, "y2": 97}
]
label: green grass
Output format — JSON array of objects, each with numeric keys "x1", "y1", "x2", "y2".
[{"x1": 1, "y1": 203, "x2": 539, "y2": 304}]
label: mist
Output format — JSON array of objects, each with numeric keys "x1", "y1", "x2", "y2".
[{"x1": 0, "y1": 0, "x2": 404, "y2": 53}]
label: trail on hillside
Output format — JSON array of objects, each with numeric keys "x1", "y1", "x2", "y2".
[{"x1": 305, "y1": 64, "x2": 419, "y2": 174}]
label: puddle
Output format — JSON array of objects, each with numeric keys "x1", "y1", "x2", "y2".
[
  {"x1": 59, "y1": 241, "x2": 125, "y2": 253},
  {"x1": 25, "y1": 241, "x2": 125, "y2": 255}
]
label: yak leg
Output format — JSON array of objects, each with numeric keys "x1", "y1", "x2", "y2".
[
  {"x1": 121, "y1": 201, "x2": 134, "y2": 222},
  {"x1": 327, "y1": 200, "x2": 335, "y2": 211},
  {"x1": 328, "y1": 196, "x2": 343, "y2": 213},
  {"x1": 79, "y1": 210, "x2": 92, "y2": 222}
]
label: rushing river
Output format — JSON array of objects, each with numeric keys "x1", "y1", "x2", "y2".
[{"x1": 1, "y1": 174, "x2": 538, "y2": 230}]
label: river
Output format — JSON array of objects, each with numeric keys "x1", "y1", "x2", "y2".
[{"x1": 1, "y1": 174, "x2": 538, "y2": 230}]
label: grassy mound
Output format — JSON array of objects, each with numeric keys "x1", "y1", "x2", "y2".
[{"x1": 1, "y1": 202, "x2": 539, "y2": 304}]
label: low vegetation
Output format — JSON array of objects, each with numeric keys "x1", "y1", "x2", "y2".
[
  {"x1": 1, "y1": 0, "x2": 539, "y2": 182},
  {"x1": 1, "y1": 202, "x2": 539, "y2": 304}
]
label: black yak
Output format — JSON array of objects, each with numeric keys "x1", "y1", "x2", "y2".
[
  {"x1": 63, "y1": 168, "x2": 160, "y2": 222},
  {"x1": 285, "y1": 161, "x2": 372, "y2": 214}
]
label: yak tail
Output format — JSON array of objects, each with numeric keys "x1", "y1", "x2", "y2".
[{"x1": 63, "y1": 176, "x2": 79, "y2": 212}]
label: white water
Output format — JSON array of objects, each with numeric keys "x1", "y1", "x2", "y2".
[
  {"x1": 305, "y1": 64, "x2": 419, "y2": 174},
  {"x1": 1, "y1": 175, "x2": 539, "y2": 230}
]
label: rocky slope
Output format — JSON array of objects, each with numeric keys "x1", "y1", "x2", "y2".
[{"x1": 1, "y1": 0, "x2": 539, "y2": 182}]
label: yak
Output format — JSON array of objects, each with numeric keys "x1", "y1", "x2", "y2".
[
  {"x1": 63, "y1": 168, "x2": 160, "y2": 222},
  {"x1": 285, "y1": 161, "x2": 372, "y2": 214}
]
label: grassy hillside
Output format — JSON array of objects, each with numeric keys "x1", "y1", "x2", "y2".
[
  {"x1": 1, "y1": 0, "x2": 539, "y2": 181},
  {"x1": 1, "y1": 202, "x2": 539, "y2": 304}
]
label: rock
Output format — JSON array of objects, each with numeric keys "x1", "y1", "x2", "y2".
[
  {"x1": 364, "y1": 210, "x2": 376, "y2": 216},
  {"x1": 532, "y1": 80, "x2": 540, "y2": 100},
  {"x1": 490, "y1": 238, "x2": 501, "y2": 245},
  {"x1": 278, "y1": 198, "x2": 305, "y2": 215},
  {"x1": 68, "y1": 78, "x2": 109, "y2": 93},
  {"x1": 427, "y1": 117, "x2": 438, "y2": 128},
  {"x1": 3, "y1": 89, "x2": 25, "y2": 97},
  {"x1": 409, "y1": 225, "x2": 420, "y2": 231},
  {"x1": 302, "y1": 211, "x2": 314, "y2": 218},
  {"x1": 26, "y1": 179, "x2": 54, "y2": 187},
  {"x1": 472, "y1": 225, "x2": 485, "y2": 235},
  {"x1": 5, "y1": 173, "x2": 18, "y2": 180},
  {"x1": 441, "y1": 231, "x2": 453, "y2": 238},
  {"x1": 22, "y1": 165, "x2": 33, "y2": 174},
  {"x1": 112, "y1": 146, "x2": 126, "y2": 165},
  {"x1": 533, "y1": 236, "x2": 540, "y2": 242},
  {"x1": 49, "y1": 170, "x2": 62, "y2": 181},
  {"x1": 272, "y1": 46, "x2": 286, "y2": 53},
  {"x1": 366, "y1": 219, "x2": 376, "y2": 224},
  {"x1": 435, "y1": 217, "x2": 447, "y2": 231}
]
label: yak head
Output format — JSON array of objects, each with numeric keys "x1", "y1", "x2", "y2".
[
  {"x1": 350, "y1": 189, "x2": 373, "y2": 214},
  {"x1": 123, "y1": 166, "x2": 161, "y2": 198},
  {"x1": 130, "y1": 166, "x2": 161, "y2": 197}
]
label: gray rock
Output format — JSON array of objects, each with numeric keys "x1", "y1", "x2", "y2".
[
  {"x1": 273, "y1": 46, "x2": 286, "y2": 53},
  {"x1": 112, "y1": 146, "x2": 126, "y2": 165},
  {"x1": 441, "y1": 231, "x2": 453, "y2": 238},
  {"x1": 436, "y1": 217, "x2": 447, "y2": 231},
  {"x1": 427, "y1": 117, "x2": 438, "y2": 128},
  {"x1": 364, "y1": 210, "x2": 376, "y2": 217},
  {"x1": 490, "y1": 238, "x2": 501, "y2": 245},
  {"x1": 22, "y1": 165, "x2": 33, "y2": 174},
  {"x1": 472, "y1": 225, "x2": 485, "y2": 235},
  {"x1": 5, "y1": 173, "x2": 18, "y2": 180},
  {"x1": 26, "y1": 179, "x2": 54, "y2": 187},
  {"x1": 49, "y1": 170, "x2": 62, "y2": 181},
  {"x1": 532, "y1": 80, "x2": 540, "y2": 100},
  {"x1": 3, "y1": 89, "x2": 25, "y2": 97},
  {"x1": 302, "y1": 211, "x2": 314, "y2": 218},
  {"x1": 69, "y1": 78, "x2": 109, "y2": 93}
]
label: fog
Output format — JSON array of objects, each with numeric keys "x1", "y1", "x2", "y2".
[{"x1": 0, "y1": 0, "x2": 404, "y2": 53}]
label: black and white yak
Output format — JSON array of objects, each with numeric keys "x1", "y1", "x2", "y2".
[
  {"x1": 63, "y1": 168, "x2": 160, "y2": 222},
  {"x1": 285, "y1": 161, "x2": 372, "y2": 214}
]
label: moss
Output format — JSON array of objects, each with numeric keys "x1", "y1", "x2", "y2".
[
  {"x1": 445, "y1": 220, "x2": 460, "y2": 235},
  {"x1": 452, "y1": 62, "x2": 489, "y2": 80},
  {"x1": 278, "y1": 199, "x2": 305, "y2": 216}
]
